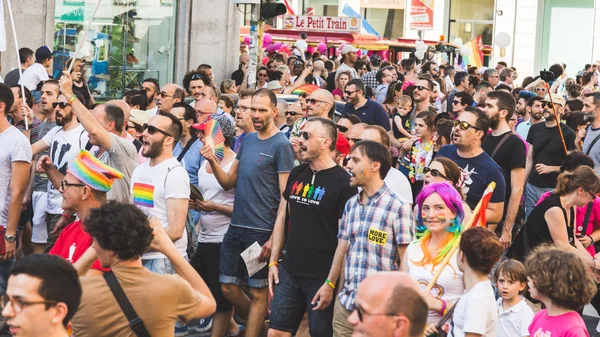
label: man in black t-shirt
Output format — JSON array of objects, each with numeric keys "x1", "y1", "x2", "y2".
[
  {"x1": 524, "y1": 94, "x2": 576, "y2": 220},
  {"x1": 482, "y1": 91, "x2": 526, "y2": 249},
  {"x1": 268, "y1": 117, "x2": 357, "y2": 337}
]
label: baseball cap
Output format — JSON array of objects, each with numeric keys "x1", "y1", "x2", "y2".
[
  {"x1": 336, "y1": 132, "x2": 350, "y2": 155},
  {"x1": 542, "y1": 94, "x2": 566, "y2": 107},
  {"x1": 129, "y1": 109, "x2": 150, "y2": 127},
  {"x1": 341, "y1": 45, "x2": 359, "y2": 55},
  {"x1": 267, "y1": 80, "x2": 283, "y2": 90},
  {"x1": 35, "y1": 46, "x2": 52, "y2": 61}
]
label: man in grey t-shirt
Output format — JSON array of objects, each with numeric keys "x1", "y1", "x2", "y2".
[
  {"x1": 580, "y1": 93, "x2": 600, "y2": 175},
  {"x1": 201, "y1": 89, "x2": 294, "y2": 337}
]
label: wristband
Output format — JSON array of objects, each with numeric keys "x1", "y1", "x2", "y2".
[
  {"x1": 589, "y1": 235, "x2": 595, "y2": 246},
  {"x1": 268, "y1": 261, "x2": 278, "y2": 267},
  {"x1": 60, "y1": 213, "x2": 70, "y2": 219},
  {"x1": 68, "y1": 95, "x2": 77, "y2": 106},
  {"x1": 325, "y1": 278, "x2": 335, "y2": 289},
  {"x1": 438, "y1": 299, "x2": 447, "y2": 316}
]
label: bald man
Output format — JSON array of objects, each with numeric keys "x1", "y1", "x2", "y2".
[
  {"x1": 286, "y1": 102, "x2": 303, "y2": 130},
  {"x1": 306, "y1": 89, "x2": 335, "y2": 119},
  {"x1": 346, "y1": 272, "x2": 428, "y2": 337},
  {"x1": 232, "y1": 54, "x2": 251, "y2": 86},
  {"x1": 345, "y1": 123, "x2": 366, "y2": 148},
  {"x1": 194, "y1": 99, "x2": 217, "y2": 124},
  {"x1": 276, "y1": 99, "x2": 289, "y2": 134},
  {"x1": 156, "y1": 83, "x2": 185, "y2": 113},
  {"x1": 108, "y1": 99, "x2": 146, "y2": 164}
]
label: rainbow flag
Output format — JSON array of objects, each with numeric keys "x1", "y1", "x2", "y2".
[
  {"x1": 467, "y1": 182, "x2": 495, "y2": 229},
  {"x1": 133, "y1": 182, "x2": 154, "y2": 208},
  {"x1": 462, "y1": 36, "x2": 483, "y2": 69}
]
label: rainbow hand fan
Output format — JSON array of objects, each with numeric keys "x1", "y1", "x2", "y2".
[{"x1": 204, "y1": 119, "x2": 225, "y2": 163}]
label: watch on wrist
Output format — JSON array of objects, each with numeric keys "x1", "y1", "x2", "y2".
[{"x1": 5, "y1": 235, "x2": 16, "y2": 243}]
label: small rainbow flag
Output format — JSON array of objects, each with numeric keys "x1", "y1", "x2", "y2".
[
  {"x1": 133, "y1": 182, "x2": 154, "y2": 208},
  {"x1": 462, "y1": 37, "x2": 483, "y2": 69},
  {"x1": 291, "y1": 84, "x2": 320, "y2": 96}
]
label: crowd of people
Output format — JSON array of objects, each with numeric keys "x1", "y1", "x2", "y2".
[{"x1": 1, "y1": 41, "x2": 600, "y2": 337}]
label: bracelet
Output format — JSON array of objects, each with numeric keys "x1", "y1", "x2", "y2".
[
  {"x1": 325, "y1": 278, "x2": 335, "y2": 289},
  {"x1": 589, "y1": 235, "x2": 595, "y2": 246},
  {"x1": 268, "y1": 261, "x2": 278, "y2": 267},
  {"x1": 438, "y1": 299, "x2": 447, "y2": 316},
  {"x1": 60, "y1": 213, "x2": 70, "y2": 219},
  {"x1": 68, "y1": 95, "x2": 77, "y2": 105}
]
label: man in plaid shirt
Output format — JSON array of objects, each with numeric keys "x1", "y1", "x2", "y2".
[
  {"x1": 331, "y1": 141, "x2": 415, "y2": 337},
  {"x1": 361, "y1": 55, "x2": 381, "y2": 90}
]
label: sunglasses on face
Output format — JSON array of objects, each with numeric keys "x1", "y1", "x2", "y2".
[
  {"x1": 306, "y1": 98, "x2": 327, "y2": 105},
  {"x1": 159, "y1": 91, "x2": 174, "y2": 98},
  {"x1": 453, "y1": 120, "x2": 481, "y2": 131},
  {"x1": 541, "y1": 102, "x2": 554, "y2": 109},
  {"x1": 258, "y1": 73, "x2": 268, "y2": 77},
  {"x1": 353, "y1": 304, "x2": 397, "y2": 322},
  {"x1": 285, "y1": 111, "x2": 300, "y2": 116},
  {"x1": 452, "y1": 100, "x2": 462, "y2": 105},
  {"x1": 423, "y1": 167, "x2": 449, "y2": 180},
  {"x1": 52, "y1": 102, "x2": 70, "y2": 109},
  {"x1": 336, "y1": 124, "x2": 349, "y2": 132},
  {"x1": 344, "y1": 90, "x2": 357, "y2": 96},
  {"x1": 415, "y1": 85, "x2": 430, "y2": 92},
  {"x1": 143, "y1": 124, "x2": 173, "y2": 137}
]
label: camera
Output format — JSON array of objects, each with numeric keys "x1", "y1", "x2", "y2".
[{"x1": 540, "y1": 69, "x2": 555, "y2": 82}]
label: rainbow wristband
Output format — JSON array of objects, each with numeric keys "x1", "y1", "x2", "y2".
[
  {"x1": 438, "y1": 299, "x2": 447, "y2": 316},
  {"x1": 325, "y1": 278, "x2": 335, "y2": 289},
  {"x1": 68, "y1": 95, "x2": 77, "y2": 106},
  {"x1": 268, "y1": 261, "x2": 278, "y2": 268}
]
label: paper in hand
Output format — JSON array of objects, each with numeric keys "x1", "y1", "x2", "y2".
[{"x1": 240, "y1": 241, "x2": 267, "y2": 277}]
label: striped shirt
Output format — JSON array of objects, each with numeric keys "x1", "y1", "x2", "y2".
[{"x1": 337, "y1": 183, "x2": 415, "y2": 310}]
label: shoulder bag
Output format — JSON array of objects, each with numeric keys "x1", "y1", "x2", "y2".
[{"x1": 103, "y1": 271, "x2": 151, "y2": 337}]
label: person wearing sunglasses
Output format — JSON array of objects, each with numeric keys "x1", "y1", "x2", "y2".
[
  {"x1": 2, "y1": 254, "x2": 81, "y2": 337},
  {"x1": 268, "y1": 118, "x2": 357, "y2": 337},
  {"x1": 451, "y1": 91, "x2": 474, "y2": 119},
  {"x1": 155, "y1": 83, "x2": 185, "y2": 113},
  {"x1": 374, "y1": 67, "x2": 394, "y2": 104},
  {"x1": 255, "y1": 67, "x2": 269, "y2": 90},
  {"x1": 285, "y1": 102, "x2": 304, "y2": 133},
  {"x1": 436, "y1": 107, "x2": 507, "y2": 227},
  {"x1": 347, "y1": 272, "x2": 428, "y2": 337},
  {"x1": 523, "y1": 93, "x2": 576, "y2": 221},
  {"x1": 306, "y1": 89, "x2": 334, "y2": 119},
  {"x1": 333, "y1": 140, "x2": 414, "y2": 337},
  {"x1": 336, "y1": 115, "x2": 358, "y2": 137},
  {"x1": 408, "y1": 77, "x2": 434, "y2": 127},
  {"x1": 341, "y1": 79, "x2": 390, "y2": 131}
]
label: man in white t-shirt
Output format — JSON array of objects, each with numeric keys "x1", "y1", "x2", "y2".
[
  {"x1": 0, "y1": 84, "x2": 32, "y2": 292},
  {"x1": 142, "y1": 78, "x2": 160, "y2": 116},
  {"x1": 130, "y1": 111, "x2": 190, "y2": 273},
  {"x1": 336, "y1": 45, "x2": 360, "y2": 83},
  {"x1": 359, "y1": 125, "x2": 413, "y2": 204},
  {"x1": 59, "y1": 73, "x2": 138, "y2": 203},
  {"x1": 19, "y1": 46, "x2": 52, "y2": 91},
  {"x1": 32, "y1": 92, "x2": 89, "y2": 249}
]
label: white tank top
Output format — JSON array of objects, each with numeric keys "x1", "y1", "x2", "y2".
[{"x1": 406, "y1": 240, "x2": 465, "y2": 324}]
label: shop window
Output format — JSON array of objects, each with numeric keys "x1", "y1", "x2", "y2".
[
  {"x1": 448, "y1": 0, "x2": 493, "y2": 45},
  {"x1": 53, "y1": 0, "x2": 177, "y2": 99}
]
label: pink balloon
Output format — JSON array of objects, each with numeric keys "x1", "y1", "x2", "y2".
[
  {"x1": 307, "y1": 46, "x2": 315, "y2": 53},
  {"x1": 262, "y1": 57, "x2": 270, "y2": 65},
  {"x1": 273, "y1": 42, "x2": 282, "y2": 50},
  {"x1": 266, "y1": 44, "x2": 276, "y2": 54},
  {"x1": 263, "y1": 33, "x2": 273, "y2": 45},
  {"x1": 356, "y1": 49, "x2": 362, "y2": 57},
  {"x1": 279, "y1": 44, "x2": 290, "y2": 55},
  {"x1": 244, "y1": 36, "x2": 251, "y2": 45},
  {"x1": 317, "y1": 42, "x2": 327, "y2": 53}
]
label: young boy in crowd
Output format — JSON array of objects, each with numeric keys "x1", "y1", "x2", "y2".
[{"x1": 495, "y1": 259, "x2": 534, "y2": 337}]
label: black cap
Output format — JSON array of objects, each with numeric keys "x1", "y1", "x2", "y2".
[{"x1": 300, "y1": 32, "x2": 307, "y2": 39}]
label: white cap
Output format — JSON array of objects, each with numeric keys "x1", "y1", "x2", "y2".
[{"x1": 341, "y1": 44, "x2": 359, "y2": 55}]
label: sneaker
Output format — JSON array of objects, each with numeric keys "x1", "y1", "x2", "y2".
[
  {"x1": 174, "y1": 325, "x2": 188, "y2": 337},
  {"x1": 195, "y1": 317, "x2": 213, "y2": 333}
]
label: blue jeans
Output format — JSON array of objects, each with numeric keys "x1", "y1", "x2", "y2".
[
  {"x1": 524, "y1": 182, "x2": 553, "y2": 221},
  {"x1": 268, "y1": 264, "x2": 334, "y2": 337},
  {"x1": 219, "y1": 226, "x2": 271, "y2": 288},
  {"x1": 142, "y1": 256, "x2": 188, "y2": 275},
  {"x1": 0, "y1": 260, "x2": 13, "y2": 294}
]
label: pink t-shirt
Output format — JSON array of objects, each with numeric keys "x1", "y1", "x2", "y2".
[
  {"x1": 332, "y1": 88, "x2": 344, "y2": 99},
  {"x1": 528, "y1": 309, "x2": 589, "y2": 337},
  {"x1": 537, "y1": 192, "x2": 600, "y2": 255}
]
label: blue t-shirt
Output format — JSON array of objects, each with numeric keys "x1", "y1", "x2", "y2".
[
  {"x1": 172, "y1": 137, "x2": 204, "y2": 186},
  {"x1": 231, "y1": 132, "x2": 294, "y2": 231},
  {"x1": 436, "y1": 145, "x2": 506, "y2": 209},
  {"x1": 342, "y1": 100, "x2": 391, "y2": 131}
]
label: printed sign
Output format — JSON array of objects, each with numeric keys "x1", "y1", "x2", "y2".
[
  {"x1": 368, "y1": 228, "x2": 388, "y2": 245},
  {"x1": 283, "y1": 15, "x2": 361, "y2": 33},
  {"x1": 409, "y1": 0, "x2": 434, "y2": 30}
]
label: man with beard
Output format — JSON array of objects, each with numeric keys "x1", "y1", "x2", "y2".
[
  {"x1": 268, "y1": 117, "x2": 357, "y2": 337},
  {"x1": 290, "y1": 89, "x2": 335, "y2": 159},
  {"x1": 141, "y1": 78, "x2": 160, "y2": 116},
  {"x1": 516, "y1": 96, "x2": 543, "y2": 140},
  {"x1": 156, "y1": 83, "x2": 185, "y2": 113},
  {"x1": 336, "y1": 45, "x2": 359, "y2": 82},
  {"x1": 342, "y1": 79, "x2": 390, "y2": 131},
  {"x1": 27, "y1": 80, "x2": 59, "y2": 253},
  {"x1": 183, "y1": 70, "x2": 211, "y2": 107},
  {"x1": 332, "y1": 141, "x2": 414, "y2": 337},
  {"x1": 524, "y1": 94, "x2": 576, "y2": 220},
  {"x1": 130, "y1": 110, "x2": 189, "y2": 271},
  {"x1": 233, "y1": 90, "x2": 256, "y2": 153},
  {"x1": 578, "y1": 92, "x2": 600, "y2": 174},
  {"x1": 31, "y1": 91, "x2": 88, "y2": 250},
  {"x1": 473, "y1": 81, "x2": 494, "y2": 107},
  {"x1": 482, "y1": 91, "x2": 526, "y2": 248},
  {"x1": 408, "y1": 77, "x2": 434, "y2": 127},
  {"x1": 436, "y1": 107, "x2": 506, "y2": 226},
  {"x1": 201, "y1": 89, "x2": 294, "y2": 337}
]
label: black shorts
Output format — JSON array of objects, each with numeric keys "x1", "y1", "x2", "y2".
[
  {"x1": 190, "y1": 242, "x2": 232, "y2": 312},
  {"x1": 17, "y1": 200, "x2": 33, "y2": 231}
]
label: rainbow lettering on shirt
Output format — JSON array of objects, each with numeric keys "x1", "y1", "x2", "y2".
[{"x1": 133, "y1": 183, "x2": 155, "y2": 208}]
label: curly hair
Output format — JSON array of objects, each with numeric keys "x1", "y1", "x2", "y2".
[
  {"x1": 84, "y1": 201, "x2": 154, "y2": 260},
  {"x1": 459, "y1": 227, "x2": 503, "y2": 275},
  {"x1": 182, "y1": 70, "x2": 211, "y2": 93},
  {"x1": 525, "y1": 246, "x2": 597, "y2": 310}
]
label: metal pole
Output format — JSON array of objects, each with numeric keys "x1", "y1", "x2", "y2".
[{"x1": 6, "y1": 0, "x2": 28, "y2": 129}]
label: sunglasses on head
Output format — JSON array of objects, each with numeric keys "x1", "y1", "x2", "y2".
[
  {"x1": 336, "y1": 124, "x2": 349, "y2": 132},
  {"x1": 52, "y1": 102, "x2": 70, "y2": 109},
  {"x1": 286, "y1": 111, "x2": 301, "y2": 116},
  {"x1": 191, "y1": 74, "x2": 206, "y2": 80},
  {"x1": 415, "y1": 85, "x2": 430, "y2": 91},
  {"x1": 423, "y1": 167, "x2": 449, "y2": 180},
  {"x1": 143, "y1": 124, "x2": 172, "y2": 137},
  {"x1": 453, "y1": 120, "x2": 481, "y2": 131}
]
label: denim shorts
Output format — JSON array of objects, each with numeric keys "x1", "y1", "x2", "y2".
[
  {"x1": 268, "y1": 264, "x2": 334, "y2": 337},
  {"x1": 219, "y1": 225, "x2": 271, "y2": 288},
  {"x1": 142, "y1": 256, "x2": 188, "y2": 275}
]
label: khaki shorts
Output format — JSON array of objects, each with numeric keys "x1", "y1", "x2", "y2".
[{"x1": 333, "y1": 297, "x2": 354, "y2": 337}]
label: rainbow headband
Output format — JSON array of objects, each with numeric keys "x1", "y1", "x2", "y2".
[{"x1": 67, "y1": 150, "x2": 124, "y2": 192}]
